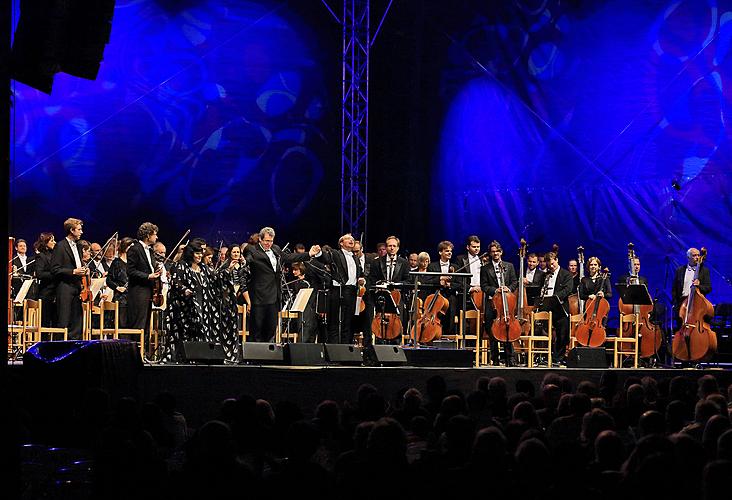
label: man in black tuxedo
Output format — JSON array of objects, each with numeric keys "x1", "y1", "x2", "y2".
[
  {"x1": 127, "y1": 222, "x2": 162, "y2": 332},
  {"x1": 365, "y1": 235, "x2": 410, "y2": 347},
  {"x1": 671, "y1": 247, "x2": 712, "y2": 326},
  {"x1": 480, "y1": 240, "x2": 518, "y2": 365},
  {"x1": 11, "y1": 238, "x2": 36, "y2": 303},
  {"x1": 321, "y1": 233, "x2": 364, "y2": 344},
  {"x1": 523, "y1": 253, "x2": 544, "y2": 287},
  {"x1": 537, "y1": 251, "x2": 574, "y2": 363},
  {"x1": 246, "y1": 227, "x2": 320, "y2": 342},
  {"x1": 425, "y1": 240, "x2": 457, "y2": 337},
  {"x1": 51, "y1": 218, "x2": 86, "y2": 339}
]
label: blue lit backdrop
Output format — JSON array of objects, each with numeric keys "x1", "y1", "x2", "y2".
[
  {"x1": 432, "y1": 0, "x2": 732, "y2": 305},
  {"x1": 10, "y1": 0, "x2": 338, "y2": 246}
]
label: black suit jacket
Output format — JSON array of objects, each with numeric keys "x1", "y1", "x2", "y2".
[
  {"x1": 51, "y1": 238, "x2": 82, "y2": 289},
  {"x1": 320, "y1": 248, "x2": 363, "y2": 286},
  {"x1": 538, "y1": 268, "x2": 574, "y2": 314},
  {"x1": 35, "y1": 251, "x2": 56, "y2": 300},
  {"x1": 425, "y1": 261, "x2": 457, "y2": 294},
  {"x1": 246, "y1": 244, "x2": 311, "y2": 305},
  {"x1": 127, "y1": 241, "x2": 156, "y2": 289},
  {"x1": 480, "y1": 261, "x2": 518, "y2": 297},
  {"x1": 524, "y1": 267, "x2": 544, "y2": 287},
  {"x1": 672, "y1": 264, "x2": 712, "y2": 306},
  {"x1": 368, "y1": 255, "x2": 410, "y2": 287}
]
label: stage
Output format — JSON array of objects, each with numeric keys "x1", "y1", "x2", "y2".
[{"x1": 8, "y1": 342, "x2": 732, "y2": 430}]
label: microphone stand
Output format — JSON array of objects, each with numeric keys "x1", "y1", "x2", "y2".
[{"x1": 304, "y1": 259, "x2": 334, "y2": 341}]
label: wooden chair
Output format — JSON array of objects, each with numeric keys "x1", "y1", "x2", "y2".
[
  {"x1": 238, "y1": 305, "x2": 249, "y2": 344},
  {"x1": 457, "y1": 309, "x2": 487, "y2": 367},
  {"x1": 519, "y1": 310, "x2": 552, "y2": 367},
  {"x1": 568, "y1": 313, "x2": 582, "y2": 350},
  {"x1": 93, "y1": 300, "x2": 145, "y2": 359},
  {"x1": 613, "y1": 313, "x2": 639, "y2": 368},
  {"x1": 22, "y1": 299, "x2": 68, "y2": 350}
]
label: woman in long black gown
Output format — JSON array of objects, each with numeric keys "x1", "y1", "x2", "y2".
[
  {"x1": 215, "y1": 245, "x2": 250, "y2": 362},
  {"x1": 164, "y1": 242, "x2": 214, "y2": 362}
]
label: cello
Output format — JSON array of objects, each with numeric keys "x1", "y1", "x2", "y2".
[
  {"x1": 491, "y1": 261, "x2": 521, "y2": 343},
  {"x1": 412, "y1": 287, "x2": 449, "y2": 343},
  {"x1": 574, "y1": 268, "x2": 610, "y2": 348},
  {"x1": 371, "y1": 286, "x2": 403, "y2": 340},
  {"x1": 672, "y1": 248, "x2": 717, "y2": 362},
  {"x1": 618, "y1": 243, "x2": 661, "y2": 358}
]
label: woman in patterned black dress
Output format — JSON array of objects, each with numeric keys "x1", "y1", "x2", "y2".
[
  {"x1": 164, "y1": 242, "x2": 214, "y2": 362},
  {"x1": 214, "y1": 245, "x2": 251, "y2": 362}
]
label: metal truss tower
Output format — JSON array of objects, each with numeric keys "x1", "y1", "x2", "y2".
[{"x1": 341, "y1": 0, "x2": 370, "y2": 241}]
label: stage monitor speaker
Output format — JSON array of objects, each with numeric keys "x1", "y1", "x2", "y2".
[
  {"x1": 324, "y1": 344, "x2": 363, "y2": 366},
  {"x1": 567, "y1": 347, "x2": 608, "y2": 368},
  {"x1": 373, "y1": 345, "x2": 407, "y2": 366},
  {"x1": 241, "y1": 343, "x2": 285, "y2": 364},
  {"x1": 181, "y1": 342, "x2": 225, "y2": 365},
  {"x1": 286, "y1": 343, "x2": 326, "y2": 366}
]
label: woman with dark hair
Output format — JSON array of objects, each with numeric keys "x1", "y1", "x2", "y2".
[
  {"x1": 106, "y1": 237, "x2": 135, "y2": 328},
  {"x1": 214, "y1": 244, "x2": 250, "y2": 362},
  {"x1": 33, "y1": 232, "x2": 57, "y2": 326},
  {"x1": 164, "y1": 242, "x2": 214, "y2": 362}
]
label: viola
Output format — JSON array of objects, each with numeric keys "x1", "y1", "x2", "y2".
[
  {"x1": 672, "y1": 247, "x2": 717, "y2": 362},
  {"x1": 79, "y1": 270, "x2": 92, "y2": 303},
  {"x1": 357, "y1": 283, "x2": 366, "y2": 314},
  {"x1": 574, "y1": 268, "x2": 610, "y2": 347}
]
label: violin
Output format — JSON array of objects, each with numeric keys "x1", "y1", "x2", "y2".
[
  {"x1": 618, "y1": 243, "x2": 661, "y2": 358},
  {"x1": 574, "y1": 268, "x2": 610, "y2": 347},
  {"x1": 358, "y1": 283, "x2": 366, "y2": 314},
  {"x1": 491, "y1": 261, "x2": 521, "y2": 343},
  {"x1": 672, "y1": 247, "x2": 717, "y2": 362}
]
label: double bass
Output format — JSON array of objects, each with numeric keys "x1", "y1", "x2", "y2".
[
  {"x1": 617, "y1": 243, "x2": 661, "y2": 358},
  {"x1": 574, "y1": 268, "x2": 610, "y2": 347},
  {"x1": 672, "y1": 248, "x2": 717, "y2": 362},
  {"x1": 568, "y1": 246, "x2": 585, "y2": 316},
  {"x1": 516, "y1": 238, "x2": 534, "y2": 335}
]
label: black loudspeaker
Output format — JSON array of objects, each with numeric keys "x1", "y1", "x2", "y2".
[
  {"x1": 241, "y1": 343, "x2": 285, "y2": 364},
  {"x1": 373, "y1": 345, "x2": 407, "y2": 366},
  {"x1": 181, "y1": 342, "x2": 225, "y2": 365},
  {"x1": 567, "y1": 347, "x2": 608, "y2": 368},
  {"x1": 324, "y1": 344, "x2": 363, "y2": 366},
  {"x1": 286, "y1": 343, "x2": 326, "y2": 366}
]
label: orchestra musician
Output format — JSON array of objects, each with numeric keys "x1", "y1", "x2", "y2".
[
  {"x1": 245, "y1": 227, "x2": 320, "y2": 342},
  {"x1": 217, "y1": 244, "x2": 249, "y2": 362},
  {"x1": 365, "y1": 235, "x2": 410, "y2": 348},
  {"x1": 88, "y1": 242, "x2": 106, "y2": 278},
  {"x1": 11, "y1": 238, "x2": 35, "y2": 300},
  {"x1": 671, "y1": 247, "x2": 712, "y2": 327},
  {"x1": 33, "y1": 232, "x2": 57, "y2": 326},
  {"x1": 453, "y1": 235, "x2": 483, "y2": 300},
  {"x1": 102, "y1": 242, "x2": 116, "y2": 273},
  {"x1": 426, "y1": 241, "x2": 457, "y2": 337},
  {"x1": 408, "y1": 253, "x2": 419, "y2": 272},
  {"x1": 480, "y1": 240, "x2": 518, "y2": 365},
  {"x1": 618, "y1": 255, "x2": 648, "y2": 287},
  {"x1": 106, "y1": 237, "x2": 134, "y2": 328},
  {"x1": 523, "y1": 253, "x2": 543, "y2": 288},
  {"x1": 126, "y1": 222, "x2": 162, "y2": 332},
  {"x1": 568, "y1": 259, "x2": 579, "y2": 293},
  {"x1": 579, "y1": 257, "x2": 611, "y2": 301},
  {"x1": 51, "y1": 218, "x2": 86, "y2": 339},
  {"x1": 538, "y1": 251, "x2": 574, "y2": 364},
  {"x1": 321, "y1": 233, "x2": 365, "y2": 344}
]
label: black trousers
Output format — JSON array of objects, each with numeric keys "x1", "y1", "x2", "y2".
[
  {"x1": 326, "y1": 285, "x2": 357, "y2": 344},
  {"x1": 56, "y1": 282, "x2": 82, "y2": 340},
  {"x1": 251, "y1": 303, "x2": 278, "y2": 342},
  {"x1": 484, "y1": 305, "x2": 514, "y2": 364},
  {"x1": 127, "y1": 285, "x2": 152, "y2": 331}
]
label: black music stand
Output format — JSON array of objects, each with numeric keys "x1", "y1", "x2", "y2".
[
  {"x1": 371, "y1": 287, "x2": 400, "y2": 342},
  {"x1": 616, "y1": 283, "x2": 652, "y2": 306},
  {"x1": 537, "y1": 295, "x2": 567, "y2": 317},
  {"x1": 525, "y1": 285, "x2": 541, "y2": 306}
]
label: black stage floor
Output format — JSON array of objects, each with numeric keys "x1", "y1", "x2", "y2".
[{"x1": 9, "y1": 358, "x2": 732, "y2": 429}]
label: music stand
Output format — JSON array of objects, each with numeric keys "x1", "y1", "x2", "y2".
[
  {"x1": 13, "y1": 279, "x2": 33, "y2": 304},
  {"x1": 371, "y1": 287, "x2": 399, "y2": 342},
  {"x1": 525, "y1": 285, "x2": 541, "y2": 306},
  {"x1": 281, "y1": 288, "x2": 313, "y2": 343},
  {"x1": 537, "y1": 295, "x2": 567, "y2": 317},
  {"x1": 617, "y1": 283, "x2": 652, "y2": 306}
]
